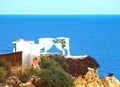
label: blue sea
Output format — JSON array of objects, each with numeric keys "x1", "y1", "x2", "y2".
[{"x1": 0, "y1": 15, "x2": 120, "y2": 79}]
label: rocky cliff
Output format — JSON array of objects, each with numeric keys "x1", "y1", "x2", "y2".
[
  {"x1": 65, "y1": 55, "x2": 120, "y2": 87},
  {"x1": 41, "y1": 54, "x2": 120, "y2": 87},
  {"x1": 3, "y1": 54, "x2": 120, "y2": 87}
]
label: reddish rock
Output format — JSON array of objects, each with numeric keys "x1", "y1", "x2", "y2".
[{"x1": 65, "y1": 55, "x2": 100, "y2": 77}]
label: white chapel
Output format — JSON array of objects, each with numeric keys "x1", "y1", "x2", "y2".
[{"x1": 13, "y1": 37, "x2": 70, "y2": 66}]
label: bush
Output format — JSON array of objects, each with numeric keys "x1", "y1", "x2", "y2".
[
  {"x1": 0, "y1": 59, "x2": 11, "y2": 76},
  {"x1": 52, "y1": 54, "x2": 69, "y2": 72},
  {"x1": 0, "y1": 67, "x2": 7, "y2": 83},
  {"x1": 41, "y1": 57, "x2": 61, "y2": 69},
  {"x1": 39, "y1": 58, "x2": 74, "y2": 87},
  {"x1": 41, "y1": 54, "x2": 69, "y2": 72}
]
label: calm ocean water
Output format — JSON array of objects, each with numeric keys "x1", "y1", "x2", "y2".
[{"x1": 0, "y1": 15, "x2": 120, "y2": 79}]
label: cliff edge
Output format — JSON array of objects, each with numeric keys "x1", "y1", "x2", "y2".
[{"x1": 42, "y1": 54, "x2": 120, "y2": 87}]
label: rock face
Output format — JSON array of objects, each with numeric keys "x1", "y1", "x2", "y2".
[
  {"x1": 74, "y1": 67, "x2": 120, "y2": 87},
  {"x1": 101, "y1": 76, "x2": 120, "y2": 87},
  {"x1": 32, "y1": 56, "x2": 41, "y2": 69},
  {"x1": 75, "y1": 68, "x2": 103, "y2": 87},
  {"x1": 65, "y1": 55, "x2": 120, "y2": 87}
]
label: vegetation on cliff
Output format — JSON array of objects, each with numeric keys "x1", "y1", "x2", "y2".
[
  {"x1": 0, "y1": 59, "x2": 11, "y2": 83},
  {"x1": 0, "y1": 54, "x2": 120, "y2": 87},
  {"x1": 39, "y1": 56, "x2": 74, "y2": 87},
  {"x1": 42, "y1": 54, "x2": 100, "y2": 77}
]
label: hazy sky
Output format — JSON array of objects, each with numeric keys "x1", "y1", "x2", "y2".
[{"x1": 0, "y1": 0, "x2": 120, "y2": 15}]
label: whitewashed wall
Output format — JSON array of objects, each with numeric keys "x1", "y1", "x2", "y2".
[
  {"x1": 15, "y1": 39, "x2": 32, "y2": 66},
  {"x1": 13, "y1": 37, "x2": 70, "y2": 66},
  {"x1": 31, "y1": 44, "x2": 40, "y2": 56}
]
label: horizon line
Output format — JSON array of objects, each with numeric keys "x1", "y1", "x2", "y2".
[{"x1": 0, "y1": 14, "x2": 120, "y2": 16}]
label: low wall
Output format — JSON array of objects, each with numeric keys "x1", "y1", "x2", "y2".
[{"x1": 0, "y1": 51, "x2": 22, "y2": 67}]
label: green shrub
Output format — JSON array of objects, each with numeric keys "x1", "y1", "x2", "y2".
[
  {"x1": 52, "y1": 54, "x2": 69, "y2": 72},
  {"x1": 41, "y1": 57, "x2": 61, "y2": 69},
  {"x1": 0, "y1": 67, "x2": 7, "y2": 83},
  {"x1": 41, "y1": 54, "x2": 69, "y2": 72},
  {"x1": 39, "y1": 58, "x2": 74, "y2": 87},
  {"x1": 0, "y1": 59, "x2": 11, "y2": 76}
]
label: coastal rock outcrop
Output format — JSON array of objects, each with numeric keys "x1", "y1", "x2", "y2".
[
  {"x1": 40, "y1": 54, "x2": 120, "y2": 87},
  {"x1": 75, "y1": 67, "x2": 103, "y2": 87},
  {"x1": 101, "y1": 76, "x2": 120, "y2": 87},
  {"x1": 66, "y1": 55, "x2": 120, "y2": 87},
  {"x1": 74, "y1": 67, "x2": 120, "y2": 87},
  {"x1": 2, "y1": 54, "x2": 120, "y2": 87}
]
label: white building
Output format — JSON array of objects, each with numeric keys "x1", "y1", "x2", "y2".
[
  {"x1": 13, "y1": 39, "x2": 33, "y2": 66},
  {"x1": 13, "y1": 37, "x2": 70, "y2": 66}
]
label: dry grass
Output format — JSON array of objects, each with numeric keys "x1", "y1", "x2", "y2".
[{"x1": 11, "y1": 65, "x2": 33, "y2": 76}]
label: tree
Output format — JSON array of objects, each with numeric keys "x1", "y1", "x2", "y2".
[{"x1": 52, "y1": 38, "x2": 66, "y2": 55}]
